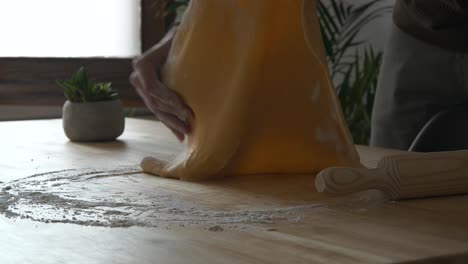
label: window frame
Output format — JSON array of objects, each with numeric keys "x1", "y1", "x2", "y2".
[{"x1": 0, "y1": 0, "x2": 165, "y2": 107}]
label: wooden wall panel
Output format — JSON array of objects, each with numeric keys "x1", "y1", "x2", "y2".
[
  {"x1": 0, "y1": 58, "x2": 141, "y2": 106},
  {"x1": 142, "y1": 0, "x2": 167, "y2": 51},
  {"x1": 0, "y1": 0, "x2": 167, "y2": 107}
]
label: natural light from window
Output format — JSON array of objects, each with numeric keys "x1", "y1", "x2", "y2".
[{"x1": 0, "y1": 0, "x2": 141, "y2": 58}]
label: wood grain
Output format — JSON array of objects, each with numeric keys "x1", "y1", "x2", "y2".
[
  {"x1": 0, "y1": 58, "x2": 143, "y2": 106},
  {"x1": 315, "y1": 167, "x2": 386, "y2": 195},
  {"x1": 400, "y1": 253, "x2": 468, "y2": 264},
  {"x1": 0, "y1": 119, "x2": 467, "y2": 264},
  {"x1": 317, "y1": 151, "x2": 468, "y2": 200},
  {"x1": 381, "y1": 151, "x2": 468, "y2": 199}
]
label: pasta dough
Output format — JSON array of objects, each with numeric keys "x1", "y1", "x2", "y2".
[{"x1": 141, "y1": 0, "x2": 361, "y2": 181}]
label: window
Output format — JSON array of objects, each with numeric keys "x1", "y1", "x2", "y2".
[
  {"x1": 0, "y1": 0, "x2": 141, "y2": 58},
  {"x1": 0, "y1": 0, "x2": 165, "y2": 106}
]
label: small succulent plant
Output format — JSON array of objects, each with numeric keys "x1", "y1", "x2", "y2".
[{"x1": 57, "y1": 67, "x2": 119, "y2": 103}]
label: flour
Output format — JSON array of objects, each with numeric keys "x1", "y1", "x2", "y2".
[
  {"x1": 208, "y1": 225, "x2": 224, "y2": 232},
  {"x1": 0, "y1": 167, "x2": 325, "y2": 229}
]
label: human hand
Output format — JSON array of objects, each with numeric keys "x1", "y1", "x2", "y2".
[{"x1": 130, "y1": 27, "x2": 194, "y2": 141}]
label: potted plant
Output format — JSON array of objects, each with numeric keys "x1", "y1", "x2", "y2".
[{"x1": 57, "y1": 67, "x2": 125, "y2": 142}]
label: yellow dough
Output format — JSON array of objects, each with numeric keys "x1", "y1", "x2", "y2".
[{"x1": 141, "y1": 0, "x2": 361, "y2": 181}]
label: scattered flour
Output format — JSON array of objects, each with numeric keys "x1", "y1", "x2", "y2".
[
  {"x1": 208, "y1": 225, "x2": 224, "y2": 232},
  {"x1": 0, "y1": 167, "x2": 327, "y2": 229}
]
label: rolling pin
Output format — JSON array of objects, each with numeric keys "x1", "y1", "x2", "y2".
[{"x1": 315, "y1": 150, "x2": 468, "y2": 200}]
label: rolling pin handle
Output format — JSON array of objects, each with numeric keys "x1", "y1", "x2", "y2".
[{"x1": 316, "y1": 167, "x2": 385, "y2": 195}]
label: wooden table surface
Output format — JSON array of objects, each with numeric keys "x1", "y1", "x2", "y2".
[{"x1": 1, "y1": 118, "x2": 467, "y2": 264}]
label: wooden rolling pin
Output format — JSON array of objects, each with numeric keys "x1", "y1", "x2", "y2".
[{"x1": 315, "y1": 150, "x2": 468, "y2": 200}]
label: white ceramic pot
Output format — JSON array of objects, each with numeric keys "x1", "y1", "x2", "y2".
[{"x1": 62, "y1": 100, "x2": 125, "y2": 142}]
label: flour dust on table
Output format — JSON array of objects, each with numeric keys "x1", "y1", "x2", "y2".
[{"x1": 0, "y1": 167, "x2": 356, "y2": 229}]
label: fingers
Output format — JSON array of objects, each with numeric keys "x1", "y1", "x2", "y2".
[
  {"x1": 129, "y1": 40, "x2": 195, "y2": 142},
  {"x1": 130, "y1": 71, "x2": 191, "y2": 141},
  {"x1": 155, "y1": 83, "x2": 194, "y2": 123},
  {"x1": 137, "y1": 94, "x2": 188, "y2": 141},
  {"x1": 156, "y1": 111, "x2": 188, "y2": 142},
  {"x1": 131, "y1": 73, "x2": 159, "y2": 114},
  {"x1": 131, "y1": 68, "x2": 193, "y2": 120}
]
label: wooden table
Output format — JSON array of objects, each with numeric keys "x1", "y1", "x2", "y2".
[{"x1": 1, "y1": 118, "x2": 467, "y2": 264}]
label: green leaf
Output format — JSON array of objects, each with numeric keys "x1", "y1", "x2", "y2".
[{"x1": 56, "y1": 67, "x2": 119, "y2": 103}]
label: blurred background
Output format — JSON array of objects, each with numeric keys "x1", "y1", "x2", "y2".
[{"x1": 0, "y1": 0, "x2": 395, "y2": 144}]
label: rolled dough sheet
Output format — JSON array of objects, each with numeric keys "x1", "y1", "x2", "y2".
[{"x1": 141, "y1": 0, "x2": 361, "y2": 181}]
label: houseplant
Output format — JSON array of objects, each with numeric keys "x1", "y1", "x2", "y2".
[
  {"x1": 318, "y1": 0, "x2": 390, "y2": 144},
  {"x1": 57, "y1": 67, "x2": 125, "y2": 141},
  {"x1": 161, "y1": 0, "x2": 390, "y2": 145}
]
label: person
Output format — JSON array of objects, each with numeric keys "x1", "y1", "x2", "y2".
[
  {"x1": 130, "y1": 0, "x2": 468, "y2": 150},
  {"x1": 130, "y1": 27, "x2": 193, "y2": 142},
  {"x1": 370, "y1": 0, "x2": 468, "y2": 150}
]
